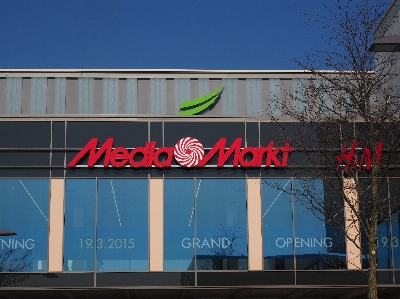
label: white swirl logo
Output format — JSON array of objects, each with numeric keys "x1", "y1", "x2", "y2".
[{"x1": 174, "y1": 137, "x2": 204, "y2": 167}]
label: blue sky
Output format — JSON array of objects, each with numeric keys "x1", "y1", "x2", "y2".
[{"x1": 0, "y1": 0, "x2": 376, "y2": 70}]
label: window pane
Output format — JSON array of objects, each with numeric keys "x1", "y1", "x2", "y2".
[
  {"x1": 64, "y1": 179, "x2": 96, "y2": 271},
  {"x1": 195, "y1": 179, "x2": 248, "y2": 270},
  {"x1": 390, "y1": 178, "x2": 400, "y2": 268},
  {"x1": 262, "y1": 179, "x2": 294, "y2": 270},
  {"x1": 294, "y1": 179, "x2": 346, "y2": 270},
  {"x1": 164, "y1": 179, "x2": 195, "y2": 270},
  {"x1": 359, "y1": 178, "x2": 390, "y2": 269},
  {"x1": 97, "y1": 179, "x2": 148, "y2": 271},
  {"x1": 0, "y1": 179, "x2": 49, "y2": 272}
]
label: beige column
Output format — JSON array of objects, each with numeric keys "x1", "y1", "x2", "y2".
[
  {"x1": 344, "y1": 177, "x2": 362, "y2": 270},
  {"x1": 48, "y1": 179, "x2": 65, "y2": 272},
  {"x1": 247, "y1": 178, "x2": 263, "y2": 270},
  {"x1": 149, "y1": 178, "x2": 164, "y2": 271}
]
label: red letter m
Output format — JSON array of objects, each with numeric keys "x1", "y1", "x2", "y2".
[{"x1": 68, "y1": 138, "x2": 114, "y2": 167}]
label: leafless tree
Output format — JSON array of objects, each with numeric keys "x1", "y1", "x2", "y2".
[
  {"x1": 0, "y1": 248, "x2": 32, "y2": 287},
  {"x1": 268, "y1": 1, "x2": 400, "y2": 298}
]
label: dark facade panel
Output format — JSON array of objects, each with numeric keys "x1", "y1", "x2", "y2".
[
  {"x1": 197, "y1": 271, "x2": 295, "y2": 286},
  {"x1": 0, "y1": 121, "x2": 51, "y2": 148},
  {"x1": 296, "y1": 270, "x2": 368, "y2": 285},
  {"x1": 96, "y1": 272, "x2": 195, "y2": 287},
  {"x1": 0, "y1": 273, "x2": 94, "y2": 287}
]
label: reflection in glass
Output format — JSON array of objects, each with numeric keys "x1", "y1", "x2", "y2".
[
  {"x1": 390, "y1": 178, "x2": 400, "y2": 269},
  {"x1": 164, "y1": 179, "x2": 195, "y2": 270},
  {"x1": 64, "y1": 179, "x2": 96, "y2": 271},
  {"x1": 359, "y1": 178, "x2": 390, "y2": 269},
  {"x1": 196, "y1": 179, "x2": 248, "y2": 270},
  {"x1": 262, "y1": 179, "x2": 294, "y2": 270},
  {"x1": 97, "y1": 179, "x2": 148, "y2": 271},
  {"x1": 0, "y1": 179, "x2": 49, "y2": 272},
  {"x1": 294, "y1": 179, "x2": 346, "y2": 270}
]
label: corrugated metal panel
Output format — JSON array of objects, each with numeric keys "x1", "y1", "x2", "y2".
[
  {"x1": 198, "y1": 78, "x2": 210, "y2": 115},
  {"x1": 316, "y1": 79, "x2": 333, "y2": 115},
  {"x1": 30, "y1": 77, "x2": 48, "y2": 114},
  {"x1": 78, "y1": 78, "x2": 94, "y2": 114},
  {"x1": 0, "y1": 78, "x2": 5, "y2": 114},
  {"x1": 126, "y1": 78, "x2": 138, "y2": 114},
  {"x1": 102, "y1": 78, "x2": 119, "y2": 114},
  {"x1": 150, "y1": 78, "x2": 166, "y2": 115},
  {"x1": 292, "y1": 78, "x2": 307, "y2": 114},
  {"x1": 246, "y1": 78, "x2": 262, "y2": 115},
  {"x1": 221, "y1": 79, "x2": 238, "y2": 115},
  {"x1": 269, "y1": 79, "x2": 281, "y2": 116},
  {"x1": 5, "y1": 77, "x2": 22, "y2": 114},
  {"x1": 174, "y1": 78, "x2": 190, "y2": 114}
]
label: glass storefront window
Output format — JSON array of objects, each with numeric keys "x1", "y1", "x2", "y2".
[
  {"x1": 0, "y1": 179, "x2": 49, "y2": 272},
  {"x1": 262, "y1": 179, "x2": 294, "y2": 270},
  {"x1": 64, "y1": 179, "x2": 148, "y2": 272},
  {"x1": 164, "y1": 179, "x2": 195, "y2": 270},
  {"x1": 390, "y1": 178, "x2": 400, "y2": 269},
  {"x1": 64, "y1": 179, "x2": 96, "y2": 271},
  {"x1": 97, "y1": 179, "x2": 148, "y2": 271},
  {"x1": 293, "y1": 179, "x2": 346, "y2": 270},
  {"x1": 359, "y1": 178, "x2": 391, "y2": 269},
  {"x1": 195, "y1": 179, "x2": 248, "y2": 270}
]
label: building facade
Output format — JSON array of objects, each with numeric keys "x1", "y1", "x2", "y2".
[{"x1": 0, "y1": 69, "x2": 399, "y2": 299}]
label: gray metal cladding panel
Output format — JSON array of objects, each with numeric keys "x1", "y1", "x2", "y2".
[
  {"x1": 77, "y1": 78, "x2": 94, "y2": 114},
  {"x1": 137, "y1": 79, "x2": 150, "y2": 114},
  {"x1": 0, "y1": 78, "x2": 5, "y2": 114},
  {"x1": 29, "y1": 77, "x2": 47, "y2": 114},
  {"x1": 0, "y1": 76, "x2": 284, "y2": 116},
  {"x1": 198, "y1": 78, "x2": 210, "y2": 115},
  {"x1": 118, "y1": 78, "x2": 127, "y2": 114},
  {"x1": 65, "y1": 78, "x2": 78, "y2": 114},
  {"x1": 54, "y1": 77, "x2": 66, "y2": 114},
  {"x1": 209, "y1": 79, "x2": 223, "y2": 115},
  {"x1": 126, "y1": 78, "x2": 138, "y2": 114},
  {"x1": 21, "y1": 78, "x2": 31, "y2": 114},
  {"x1": 0, "y1": 121, "x2": 51, "y2": 148},
  {"x1": 5, "y1": 77, "x2": 22, "y2": 114},
  {"x1": 269, "y1": 78, "x2": 281, "y2": 116},
  {"x1": 93, "y1": 78, "x2": 103, "y2": 114},
  {"x1": 221, "y1": 79, "x2": 238, "y2": 115},
  {"x1": 46, "y1": 78, "x2": 55, "y2": 114},
  {"x1": 102, "y1": 78, "x2": 119, "y2": 114},
  {"x1": 246, "y1": 78, "x2": 262, "y2": 115},
  {"x1": 174, "y1": 78, "x2": 190, "y2": 115},
  {"x1": 150, "y1": 78, "x2": 166, "y2": 114}
]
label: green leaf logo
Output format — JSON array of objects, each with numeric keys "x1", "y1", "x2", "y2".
[{"x1": 178, "y1": 85, "x2": 223, "y2": 115}]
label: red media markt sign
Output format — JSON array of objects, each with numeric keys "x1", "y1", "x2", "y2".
[{"x1": 68, "y1": 137, "x2": 294, "y2": 169}]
